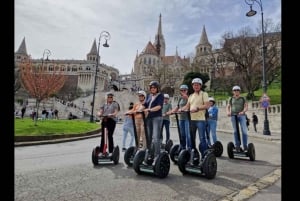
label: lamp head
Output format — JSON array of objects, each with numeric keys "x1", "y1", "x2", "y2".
[
  {"x1": 103, "y1": 39, "x2": 109, "y2": 47},
  {"x1": 246, "y1": 5, "x2": 257, "y2": 17}
]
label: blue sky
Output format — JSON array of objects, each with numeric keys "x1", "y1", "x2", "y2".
[{"x1": 15, "y1": 0, "x2": 281, "y2": 74}]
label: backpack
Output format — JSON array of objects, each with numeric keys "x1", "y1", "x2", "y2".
[{"x1": 113, "y1": 101, "x2": 120, "y2": 111}]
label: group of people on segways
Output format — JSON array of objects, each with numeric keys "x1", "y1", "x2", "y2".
[
  {"x1": 175, "y1": 78, "x2": 217, "y2": 179},
  {"x1": 91, "y1": 80, "x2": 254, "y2": 180},
  {"x1": 130, "y1": 81, "x2": 170, "y2": 178}
]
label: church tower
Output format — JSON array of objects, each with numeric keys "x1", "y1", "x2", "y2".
[
  {"x1": 86, "y1": 39, "x2": 98, "y2": 63},
  {"x1": 153, "y1": 14, "x2": 166, "y2": 57}
]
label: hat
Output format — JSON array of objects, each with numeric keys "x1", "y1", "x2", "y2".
[
  {"x1": 179, "y1": 84, "x2": 189, "y2": 90},
  {"x1": 106, "y1": 92, "x2": 114, "y2": 97},
  {"x1": 232, "y1": 85, "x2": 241, "y2": 91},
  {"x1": 208, "y1": 97, "x2": 215, "y2": 103},
  {"x1": 192, "y1": 78, "x2": 203, "y2": 85},
  {"x1": 164, "y1": 94, "x2": 170, "y2": 99},
  {"x1": 137, "y1": 90, "x2": 146, "y2": 97}
]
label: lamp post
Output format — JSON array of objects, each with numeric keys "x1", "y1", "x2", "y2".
[
  {"x1": 42, "y1": 49, "x2": 51, "y2": 67},
  {"x1": 244, "y1": 0, "x2": 271, "y2": 135},
  {"x1": 90, "y1": 31, "x2": 111, "y2": 123}
]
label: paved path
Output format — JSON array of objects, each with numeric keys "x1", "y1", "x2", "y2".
[{"x1": 15, "y1": 124, "x2": 281, "y2": 201}]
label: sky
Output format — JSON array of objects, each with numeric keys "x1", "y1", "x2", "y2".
[{"x1": 15, "y1": 0, "x2": 281, "y2": 75}]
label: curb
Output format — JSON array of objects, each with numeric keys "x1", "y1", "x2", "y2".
[{"x1": 218, "y1": 167, "x2": 281, "y2": 201}]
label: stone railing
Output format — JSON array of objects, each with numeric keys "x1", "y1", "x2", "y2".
[{"x1": 169, "y1": 98, "x2": 281, "y2": 133}]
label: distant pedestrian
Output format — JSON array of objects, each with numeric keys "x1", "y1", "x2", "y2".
[
  {"x1": 21, "y1": 106, "x2": 26, "y2": 119},
  {"x1": 54, "y1": 109, "x2": 59, "y2": 119},
  {"x1": 252, "y1": 112, "x2": 258, "y2": 132}
]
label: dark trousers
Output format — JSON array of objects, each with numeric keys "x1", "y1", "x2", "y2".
[{"x1": 100, "y1": 118, "x2": 116, "y2": 153}]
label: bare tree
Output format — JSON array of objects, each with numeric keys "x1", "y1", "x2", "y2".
[
  {"x1": 219, "y1": 21, "x2": 281, "y2": 99},
  {"x1": 20, "y1": 57, "x2": 66, "y2": 125}
]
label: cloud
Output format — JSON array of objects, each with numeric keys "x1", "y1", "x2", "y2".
[{"x1": 15, "y1": 0, "x2": 281, "y2": 74}]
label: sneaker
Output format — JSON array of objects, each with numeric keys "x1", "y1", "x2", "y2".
[
  {"x1": 108, "y1": 153, "x2": 113, "y2": 157},
  {"x1": 235, "y1": 146, "x2": 241, "y2": 152},
  {"x1": 98, "y1": 152, "x2": 103, "y2": 157},
  {"x1": 122, "y1": 148, "x2": 126, "y2": 152},
  {"x1": 152, "y1": 156, "x2": 158, "y2": 166},
  {"x1": 243, "y1": 146, "x2": 248, "y2": 152}
]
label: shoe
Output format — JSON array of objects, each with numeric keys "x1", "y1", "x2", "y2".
[
  {"x1": 122, "y1": 148, "x2": 126, "y2": 152},
  {"x1": 152, "y1": 156, "x2": 158, "y2": 166},
  {"x1": 235, "y1": 147, "x2": 241, "y2": 152},
  {"x1": 98, "y1": 152, "x2": 103, "y2": 157},
  {"x1": 108, "y1": 153, "x2": 113, "y2": 157},
  {"x1": 243, "y1": 146, "x2": 248, "y2": 152}
]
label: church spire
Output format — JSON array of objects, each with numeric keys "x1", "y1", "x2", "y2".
[
  {"x1": 16, "y1": 37, "x2": 28, "y2": 55},
  {"x1": 154, "y1": 13, "x2": 166, "y2": 57},
  {"x1": 86, "y1": 39, "x2": 99, "y2": 62}
]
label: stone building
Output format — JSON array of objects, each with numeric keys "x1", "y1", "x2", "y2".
[{"x1": 14, "y1": 37, "x2": 120, "y2": 100}]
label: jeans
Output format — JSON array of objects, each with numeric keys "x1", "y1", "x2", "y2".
[
  {"x1": 207, "y1": 119, "x2": 218, "y2": 146},
  {"x1": 161, "y1": 119, "x2": 170, "y2": 144},
  {"x1": 146, "y1": 116, "x2": 163, "y2": 157},
  {"x1": 179, "y1": 119, "x2": 191, "y2": 150},
  {"x1": 122, "y1": 125, "x2": 135, "y2": 148},
  {"x1": 231, "y1": 115, "x2": 248, "y2": 149},
  {"x1": 191, "y1": 120, "x2": 208, "y2": 157}
]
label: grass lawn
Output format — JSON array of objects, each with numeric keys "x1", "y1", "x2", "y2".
[{"x1": 15, "y1": 118, "x2": 100, "y2": 136}]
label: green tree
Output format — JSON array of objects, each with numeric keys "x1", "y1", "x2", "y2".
[{"x1": 182, "y1": 72, "x2": 210, "y2": 94}]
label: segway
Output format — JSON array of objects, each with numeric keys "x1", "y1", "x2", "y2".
[
  {"x1": 124, "y1": 111, "x2": 140, "y2": 167},
  {"x1": 227, "y1": 115, "x2": 255, "y2": 161},
  {"x1": 132, "y1": 111, "x2": 170, "y2": 178},
  {"x1": 203, "y1": 121, "x2": 223, "y2": 157},
  {"x1": 169, "y1": 111, "x2": 186, "y2": 164},
  {"x1": 92, "y1": 115, "x2": 120, "y2": 165},
  {"x1": 177, "y1": 111, "x2": 217, "y2": 179}
]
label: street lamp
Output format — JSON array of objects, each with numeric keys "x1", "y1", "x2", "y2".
[
  {"x1": 244, "y1": 0, "x2": 271, "y2": 135},
  {"x1": 42, "y1": 49, "x2": 51, "y2": 67},
  {"x1": 90, "y1": 31, "x2": 111, "y2": 122}
]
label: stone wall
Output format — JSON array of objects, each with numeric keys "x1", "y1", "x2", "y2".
[{"x1": 169, "y1": 98, "x2": 281, "y2": 134}]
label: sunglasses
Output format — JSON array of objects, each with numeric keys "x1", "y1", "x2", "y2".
[
  {"x1": 233, "y1": 90, "x2": 240, "y2": 92},
  {"x1": 150, "y1": 86, "x2": 157, "y2": 89},
  {"x1": 107, "y1": 96, "x2": 113, "y2": 98}
]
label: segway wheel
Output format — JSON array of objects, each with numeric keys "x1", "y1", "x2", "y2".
[
  {"x1": 154, "y1": 152, "x2": 170, "y2": 178},
  {"x1": 133, "y1": 150, "x2": 146, "y2": 175},
  {"x1": 169, "y1": 144, "x2": 180, "y2": 163},
  {"x1": 227, "y1": 142, "x2": 235, "y2": 159},
  {"x1": 177, "y1": 150, "x2": 190, "y2": 174},
  {"x1": 164, "y1": 139, "x2": 173, "y2": 153},
  {"x1": 124, "y1": 146, "x2": 135, "y2": 167},
  {"x1": 202, "y1": 152, "x2": 217, "y2": 179},
  {"x1": 212, "y1": 141, "x2": 223, "y2": 157},
  {"x1": 112, "y1": 146, "x2": 120, "y2": 165},
  {"x1": 247, "y1": 143, "x2": 256, "y2": 161},
  {"x1": 92, "y1": 146, "x2": 100, "y2": 165}
]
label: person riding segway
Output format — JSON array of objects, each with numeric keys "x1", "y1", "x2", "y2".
[
  {"x1": 91, "y1": 92, "x2": 120, "y2": 165},
  {"x1": 169, "y1": 84, "x2": 192, "y2": 164},
  {"x1": 132, "y1": 81, "x2": 170, "y2": 178},
  {"x1": 226, "y1": 85, "x2": 255, "y2": 161},
  {"x1": 204, "y1": 97, "x2": 223, "y2": 157},
  {"x1": 176, "y1": 78, "x2": 217, "y2": 179}
]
